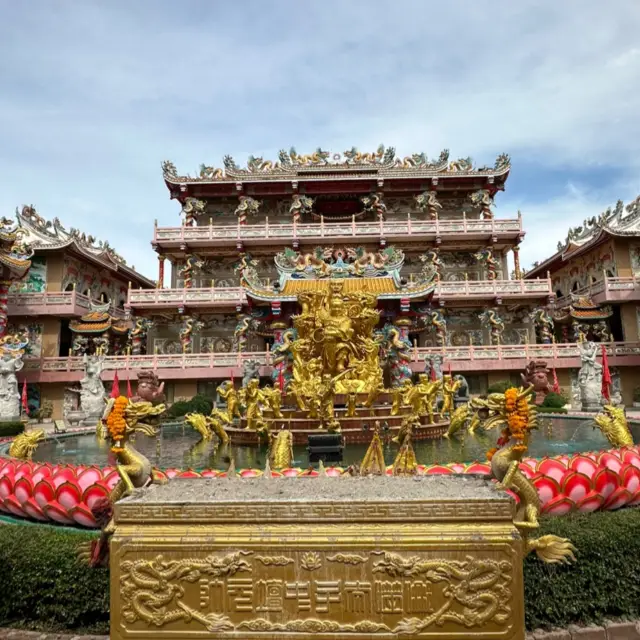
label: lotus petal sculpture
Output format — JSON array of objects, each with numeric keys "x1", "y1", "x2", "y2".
[{"x1": 1, "y1": 445, "x2": 639, "y2": 528}]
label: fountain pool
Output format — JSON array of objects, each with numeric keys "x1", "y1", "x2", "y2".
[{"x1": 29, "y1": 416, "x2": 640, "y2": 471}]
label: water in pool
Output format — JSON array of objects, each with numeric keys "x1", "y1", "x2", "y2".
[{"x1": 29, "y1": 417, "x2": 640, "y2": 471}]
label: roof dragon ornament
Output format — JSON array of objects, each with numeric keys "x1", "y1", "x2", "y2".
[
  {"x1": 415, "y1": 190, "x2": 442, "y2": 219},
  {"x1": 289, "y1": 194, "x2": 314, "y2": 224}
]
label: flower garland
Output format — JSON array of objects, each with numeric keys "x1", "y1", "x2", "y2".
[
  {"x1": 106, "y1": 396, "x2": 129, "y2": 450},
  {"x1": 487, "y1": 388, "x2": 531, "y2": 461}
]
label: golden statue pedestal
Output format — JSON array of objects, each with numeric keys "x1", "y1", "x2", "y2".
[{"x1": 110, "y1": 476, "x2": 524, "y2": 639}]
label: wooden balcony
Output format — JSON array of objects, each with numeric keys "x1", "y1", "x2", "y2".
[
  {"x1": 127, "y1": 278, "x2": 553, "y2": 310},
  {"x1": 7, "y1": 291, "x2": 126, "y2": 318},
  {"x1": 21, "y1": 341, "x2": 640, "y2": 382},
  {"x1": 153, "y1": 215, "x2": 524, "y2": 249},
  {"x1": 556, "y1": 276, "x2": 640, "y2": 308}
]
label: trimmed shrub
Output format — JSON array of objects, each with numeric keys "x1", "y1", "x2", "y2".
[
  {"x1": 1, "y1": 508, "x2": 640, "y2": 633},
  {"x1": 165, "y1": 394, "x2": 214, "y2": 418},
  {"x1": 0, "y1": 525, "x2": 108, "y2": 634},
  {"x1": 487, "y1": 380, "x2": 516, "y2": 394},
  {"x1": 542, "y1": 392, "x2": 568, "y2": 408},
  {"x1": 0, "y1": 421, "x2": 25, "y2": 438}
]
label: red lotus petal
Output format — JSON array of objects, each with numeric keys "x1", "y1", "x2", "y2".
[
  {"x1": 622, "y1": 450, "x2": 640, "y2": 469},
  {"x1": 561, "y1": 471, "x2": 592, "y2": 503},
  {"x1": 324, "y1": 467, "x2": 343, "y2": 477},
  {"x1": 239, "y1": 469, "x2": 261, "y2": 478},
  {"x1": 13, "y1": 476, "x2": 34, "y2": 505},
  {"x1": 0, "y1": 461, "x2": 16, "y2": 478},
  {"x1": 70, "y1": 505, "x2": 98, "y2": 528},
  {"x1": 541, "y1": 496, "x2": 574, "y2": 515},
  {"x1": 603, "y1": 488, "x2": 632, "y2": 510},
  {"x1": 42, "y1": 501, "x2": 74, "y2": 525},
  {"x1": 33, "y1": 478, "x2": 56, "y2": 507},
  {"x1": 268, "y1": 470, "x2": 283, "y2": 478},
  {"x1": 594, "y1": 468, "x2": 619, "y2": 499},
  {"x1": 533, "y1": 475, "x2": 561, "y2": 506},
  {"x1": 23, "y1": 497, "x2": 48, "y2": 521},
  {"x1": 0, "y1": 474, "x2": 14, "y2": 500},
  {"x1": 519, "y1": 465, "x2": 537, "y2": 480},
  {"x1": 55, "y1": 481, "x2": 82, "y2": 511},
  {"x1": 299, "y1": 469, "x2": 318, "y2": 477},
  {"x1": 82, "y1": 483, "x2": 110, "y2": 510},
  {"x1": 164, "y1": 468, "x2": 180, "y2": 478},
  {"x1": 14, "y1": 462, "x2": 35, "y2": 481},
  {"x1": 536, "y1": 458, "x2": 568, "y2": 483},
  {"x1": 450, "y1": 463, "x2": 465, "y2": 473},
  {"x1": 425, "y1": 465, "x2": 453, "y2": 475},
  {"x1": 281, "y1": 468, "x2": 301, "y2": 477},
  {"x1": 51, "y1": 467, "x2": 78, "y2": 488},
  {"x1": 200, "y1": 470, "x2": 217, "y2": 477},
  {"x1": 76, "y1": 468, "x2": 103, "y2": 491},
  {"x1": 31, "y1": 465, "x2": 52, "y2": 483},
  {"x1": 598, "y1": 452, "x2": 624, "y2": 475},
  {"x1": 621, "y1": 464, "x2": 640, "y2": 494},
  {"x1": 4, "y1": 495, "x2": 27, "y2": 517},
  {"x1": 153, "y1": 470, "x2": 168, "y2": 481},
  {"x1": 177, "y1": 469, "x2": 202, "y2": 478},
  {"x1": 385, "y1": 467, "x2": 394, "y2": 476},
  {"x1": 465, "y1": 463, "x2": 491, "y2": 474},
  {"x1": 574, "y1": 492, "x2": 605, "y2": 513},
  {"x1": 570, "y1": 454, "x2": 599, "y2": 478}
]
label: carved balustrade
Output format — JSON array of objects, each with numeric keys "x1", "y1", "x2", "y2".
[
  {"x1": 153, "y1": 215, "x2": 524, "y2": 247},
  {"x1": 21, "y1": 342, "x2": 640, "y2": 379},
  {"x1": 555, "y1": 275, "x2": 640, "y2": 308},
  {"x1": 7, "y1": 290, "x2": 126, "y2": 318}
]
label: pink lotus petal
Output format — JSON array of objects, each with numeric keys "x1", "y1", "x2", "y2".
[
  {"x1": 13, "y1": 476, "x2": 33, "y2": 505},
  {"x1": 533, "y1": 475, "x2": 561, "y2": 506},
  {"x1": 55, "y1": 481, "x2": 82, "y2": 511},
  {"x1": 541, "y1": 496, "x2": 574, "y2": 516},
  {"x1": 51, "y1": 467, "x2": 77, "y2": 488},
  {"x1": 575, "y1": 492, "x2": 605, "y2": 513},
  {"x1": 70, "y1": 505, "x2": 98, "y2": 528},
  {"x1": 465, "y1": 463, "x2": 491, "y2": 474},
  {"x1": 177, "y1": 470, "x2": 202, "y2": 478},
  {"x1": 200, "y1": 470, "x2": 217, "y2": 477},
  {"x1": 536, "y1": 458, "x2": 568, "y2": 484},
  {"x1": 324, "y1": 467, "x2": 343, "y2": 477},
  {"x1": 4, "y1": 495, "x2": 27, "y2": 517},
  {"x1": 598, "y1": 452, "x2": 624, "y2": 475},
  {"x1": 33, "y1": 478, "x2": 55, "y2": 507},
  {"x1": 281, "y1": 468, "x2": 301, "y2": 477},
  {"x1": 42, "y1": 501, "x2": 74, "y2": 525},
  {"x1": 76, "y1": 468, "x2": 103, "y2": 491},
  {"x1": 570, "y1": 454, "x2": 599, "y2": 478},
  {"x1": 0, "y1": 474, "x2": 14, "y2": 500},
  {"x1": 425, "y1": 465, "x2": 453, "y2": 475},
  {"x1": 603, "y1": 488, "x2": 632, "y2": 510},
  {"x1": 82, "y1": 483, "x2": 110, "y2": 510},
  {"x1": 23, "y1": 497, "x2": 48, "y2": 521},
  {"x1": 31, "y1": 465, "x2": 52, "y2": 483},
  {"x1": 561, "y1": 471, "x2": 592, "y2": 503},
  {"x1": 450, "y1": 463, "x2": 465, "y2": 473},
  {"x1": 594, "y1": 468, "x2": 619, "y2": 499}
]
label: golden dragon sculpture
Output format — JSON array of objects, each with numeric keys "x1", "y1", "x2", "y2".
[
  {"x1": 471, "y1": 386, "x2": 577, "y2": 564},
  {"x1": 8, "y1": 429, "x2": 45, "y2": 461},
  {"x1": 184, "y1": 410, "x2": 231, "y2": 444},
  {"x1": 594, "y1": 405, "x2": 634, "y2": 448},
  {"x1": 268, "y1": 428, "x2": 293, "y2": 470},
  {"x1": 79, "y1": 396, "x2": 167, "y2": 568}
]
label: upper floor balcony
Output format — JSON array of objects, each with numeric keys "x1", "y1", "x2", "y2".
[
  {"x1": 127, "y1": 277, "x2": 553, "y2": 311},
  {"x1": 21, "y1": 341, "x2": 640, "y2": 382},
  {"x1": 8, "y1": 290, "x2": 127, "y2": 319},
  {"x1": 153, "y1": 215, "x2": 524, "y2": 250},
  {"x1": 555, "y1": 276, "x2": 640, "y2": 308}
]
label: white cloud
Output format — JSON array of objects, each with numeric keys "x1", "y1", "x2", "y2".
[{"x1": 0, "y1": 0, "x2": 639, "y2": 277}]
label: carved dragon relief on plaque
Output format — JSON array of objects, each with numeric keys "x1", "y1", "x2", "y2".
[{"x1": 118, "y1": 548, "x2": 513, "y2": 635}]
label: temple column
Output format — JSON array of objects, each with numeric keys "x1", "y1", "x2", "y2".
[
  {"x1": 0, "y1": 279, "x2": 9, "y2": 337},
  {"x1": 157, "y1": 256, "x2": 165, "y2": 289},
  {"x1": 513, "y1": 245, "x2": 521, "y2": 279}
]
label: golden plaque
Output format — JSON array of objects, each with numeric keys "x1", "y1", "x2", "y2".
[{"x1": 110, "y1": 476, "x2": 524, "y2": 639}]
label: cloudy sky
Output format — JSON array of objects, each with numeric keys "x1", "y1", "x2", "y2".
[{"x1": 1, "y1": 1, "x2": 639, "y2": 279}]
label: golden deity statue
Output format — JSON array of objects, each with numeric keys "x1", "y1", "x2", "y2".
[
  {"x1": 240, "y1": 378, "x2": 262, "y2": 430},
  {"x1": 216, "y1": 380, "x2": 241, "y2": 421},
  {"x1": 441, "y1": 374, "x2": 462, "y2": 418},
  {"x1": 288, "y1": 281, "x2": 384, "y2": 397}
]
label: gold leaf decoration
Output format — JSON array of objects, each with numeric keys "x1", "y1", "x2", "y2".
[
  {"x1": 299, "y1": 551, "x2": 322, "y2": 571},
  {"x1": 326, "y1": 553, "x2": 367, "y2": 565},
  {"x1": 254, "y1": 555, "x2": 294, "y2": 566}
]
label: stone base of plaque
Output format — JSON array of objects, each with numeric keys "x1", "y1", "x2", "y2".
[{"x1": 110, "y1": 475, "x2": 525, "y2": 639}]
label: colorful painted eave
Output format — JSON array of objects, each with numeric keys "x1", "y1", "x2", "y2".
[
  {"x1": 15, "y1": 206, "x2": 156, "y2": 288},
  {"x1": 161, "y1": 149, "x2": 512, "y2": 188}
]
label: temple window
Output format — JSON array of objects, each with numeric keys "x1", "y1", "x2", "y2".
[
  {"x1": 571, "y1": 281, "x2": 580, "y2": 292},
  {"x1": 100, "y1": 292, "x2": 110, "y2": 304},
  {"x1": 555, "y1": 289, "x2": 564, "y2": 299},
  {"x1": 82, "y1": 288, "x2": 91, "y2": 298},
  {"x1": 64, "y1": 283, "x2": 74, "y2": 292}
]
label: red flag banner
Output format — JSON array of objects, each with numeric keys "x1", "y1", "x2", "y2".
[
  {"x1": 278, "y1": 368, "x2": 285, "y2": 393},
  {"x1": 110, "y1": 370, "x2": 120, "y2": 399},
  {"x1": 601, "y1": 344, "x2": 611, "y2": 402},
  {"x1": 126, "y1": 377, "x2": 133, "y2": 399},
  {"x1": 552, "y1": 366, "x2": 560, "y2": 394},
  {"x1": 21, "y1": 380, "x2": 28, "y2": 416}
]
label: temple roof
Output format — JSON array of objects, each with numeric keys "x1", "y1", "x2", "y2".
[
  {"x1": 69, "y1": 302, "x2": 133, "y2": 334},
  {"x1": 526, "y1": 194, "x2": 640, "y2": 279},
  {"x1": 161, "y1": 146, "x2": 511, "y2": 187},
  {"x1": 281, "y1": 277, "x2": 399, "y2": 296},
  {"x1": 15, "y1": 205, "x2": 155, "y2": 288}
]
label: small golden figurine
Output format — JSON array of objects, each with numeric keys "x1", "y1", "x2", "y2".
[
  {"x1": 217, "y1": 380, "x2": 241, "y2": 421},
  {"x1": 346, "y1": 391, "x2": 358, "y2": 417},
  {"x1": 440, "y1": 374, "x2": 462, "y2": 419},
  {"x1": 242, "y1": 378, "x2": 263, "y2": 431}
]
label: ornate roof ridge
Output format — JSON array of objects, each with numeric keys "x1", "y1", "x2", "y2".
[
  {"x1": 15, "y1": 205, "x2": 155, "y2": 286},
  {"x1": 161, "y1": 146, "x2": 511, "y2": 184}
]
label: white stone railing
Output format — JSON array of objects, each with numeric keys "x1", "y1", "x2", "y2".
[
  {"x1": 128, "y1": 279, "x2": 552, "y2": 308},
  {"x1": 153, "y1": 215, "x2": 523, "y2": 245},
  {"x1": 25, "y1": 341, "x2": 640, "y2": 374},
  {"x1": 7, "y1": 290, "x2": 126, "y2": 318},
  {"x1": 555, "y1": 275, "x2": 640, "y2": 308}
]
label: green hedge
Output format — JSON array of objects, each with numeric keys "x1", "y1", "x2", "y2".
[
  {"x1": 487, "y1": 380, "x2": 517, "y2": 394},
  {"x1": 0, "y1": 421, "x2": 25, "y2": 438},
  {"x1": 1, "y1": 508, "x2": 639, "y2": 633},
  {"x1": 165, "y1": 394, "x2": 214, "y2": 418},
  {"x1": 542, "y1": 391, "x2": 568, "y2": 408},
  {"x1": 0, "y1": 525, "x2": 108, "y2": 634},
  {"x1": 536, "y1": 406, "x2": 568, "y2": 414}
]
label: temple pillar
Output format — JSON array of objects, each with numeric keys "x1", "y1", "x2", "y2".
[
  {"x1": 0, "y1": 279, "x2": 10, "y2": 337},
  {"x1": 513, "y1": 245, "x2": 521, "y2": 279},
  {"x1": 620, "y1": 304, "x2": 639, "y2": 341},
  {"x1": 157, "y1": 256, "x2": 165, "y2": 289}
]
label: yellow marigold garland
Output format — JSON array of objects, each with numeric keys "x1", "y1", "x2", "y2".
[
  {"x1": 487, "y1": 388, "x2": 532, "y2": 461},
  {"x1": 106, "y1": 396, "x2": 129, "y2": 450}
]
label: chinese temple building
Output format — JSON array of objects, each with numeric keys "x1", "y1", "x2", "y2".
[
  {"x1": 7, "y1": 206, "x2": 154, "y2": 417},
  {"x1": 526, "y1": 193, "x2": 640, "y2": 404},
  {"x1": 127, "y1": 145, "x2": 557, "y2": 400}
]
